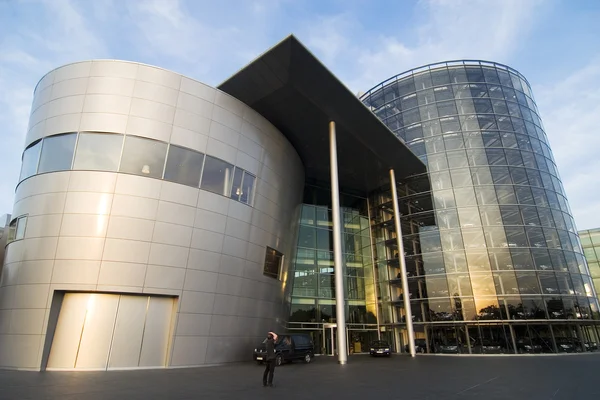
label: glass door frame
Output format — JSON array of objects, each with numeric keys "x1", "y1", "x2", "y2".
[{"x1": 323, "y1": 323, "x2": 336, "y2": 356}]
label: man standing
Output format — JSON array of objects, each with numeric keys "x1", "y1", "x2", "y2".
[{"x1": 263, "y1": 331, "x2": 278, "y2": 387}]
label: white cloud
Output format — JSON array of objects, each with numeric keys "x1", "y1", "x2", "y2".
[
  {"x1": 125, "y1": 0, "x2": 220, "y2": 67},
  {"x1": 535, "y1": 59, "x2": 600, "y2": 230},
  {"x1": 25, "y1": 0, "x2": 109, "y2": 61},
  {"x1": 0, "y1": 0, "x2": 107, "y2": 214},
  {"x1": 300, "y1": 0, "x2": 545, "y2": 92},
  {"x1": 123, "y1": 0, "x2": 280, "y2": 83},
  {"x1": 303, "y1": 13, "x2": 356, "y2": 65}
]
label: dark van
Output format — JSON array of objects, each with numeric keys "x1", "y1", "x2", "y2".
[{"x1": 253, "y1": 334, "x2": 314, "y2": 366}]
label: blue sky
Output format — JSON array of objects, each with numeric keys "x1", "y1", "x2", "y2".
[{"x1": 0, "y1": 0, "x2": 599, "y2": 229}]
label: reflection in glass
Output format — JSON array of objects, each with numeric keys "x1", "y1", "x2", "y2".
[
  {"x1": 229, "y1": 168, "x2": 244, "y2": 200},
  {"x1": 458, "y1": 207, "x2": 481, "y2": 227},
  {"x1": 475, "y1": 187, "x2": 498, "y2": 206},
  {"x1": 489, "y1": 249, "x2": 513, "y2": 271},
  {"x1": 240, "y1": 173, "x2": 256, "y2": 204},
  {"x1": 19, "y1": 141, "x2": 42, "y2": 181},
  {"x1": 263, "y1": 247, "x2": 283, "y2": 280},
  {"x1": 441, "y1": 230, "x2": 464, "y2": 251},
  {"x1": 480, "y1": 206, "x2": 503, "y2": 226},
  {"x1": 467, "y1": 251, "x2": 491, "y2": 272},
  {"x1": 38, "y1": 133, "x2": 77, "y2": 173},
  {"x1": 119, "y1": 135, "x2": 167, "y2": 179},
  {"x1": 360, "y1": 61, "x2": 599, "y2": 353},
  {"x1": 15, "y1": 216, "x2": 27, "y2": 240},
  {"x1": 164, "y1": 145, "x2": 204, "y2": 187},
  {"x1": 516, "y1": 271, "x2": 540, "y2": 294},
  {"x1": 454, "y1": 187, "x2": 477, "y2": 207},
  {"x1": 74, "y1": 133, "x2": 123, "y2": 171},
  {"x1": 444, "y1": 251, "x2": 468, "y2": 273},
  {"x1": 200, "y1": 156, "x2": 234, "y2": 196}
]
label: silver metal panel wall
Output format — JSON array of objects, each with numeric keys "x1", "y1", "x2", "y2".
[
  {"x1": 46, "y1": 293, "x2": 88, "y2": 369},
  {"x1": 108, "y1": 295, "x2": 146, "y2": 368},
  {"x1": 139, "y1": 297, "x2": 172, "y2": 367},
  {"x1": 75, "y1": 294, "x2": 119, "y2": 370},
  {"x1": 47, "y1": 293, "x2": 173, "y2": 370},
  {"x1": 0, "y1": 61, "x2": 305, "y2": 370}
]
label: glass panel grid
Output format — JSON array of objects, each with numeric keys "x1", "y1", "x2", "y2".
[{"x1": 361, "y1": 61, "x2": 599, "y2": 352}]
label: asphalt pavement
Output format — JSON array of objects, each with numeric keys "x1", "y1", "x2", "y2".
[{"x1": 0, "y1": 353, "x2": 598, "y2": 399}]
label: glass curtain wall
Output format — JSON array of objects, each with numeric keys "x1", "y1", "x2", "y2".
[
  {"x1": 579, "y1": 229, "x2": 600, "y2": 300},
  {"x1": 288, "y1": 186, "x2": 380, "y2": 353},
  {"x1": 368, "y1": 173, "x2": 435, "y2": 352},
  {"x1": 362, "y1": 61, "x2": 600, "y2": 354}
]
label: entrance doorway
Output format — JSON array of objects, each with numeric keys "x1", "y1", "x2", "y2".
[
  {"x1": 322, "y1": 324, "x2": 352, "y2": 356},
  {"x1": 323, "y1": 323, "x2": 337, "y2": 356}
]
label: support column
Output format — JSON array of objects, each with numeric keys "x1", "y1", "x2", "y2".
[
  {"x1": 575, "y1": 324, "x2": 586, "y2": 352},
  {"x1": 389, "y1": 169, "x2": 416, "y2": 357},
  {"x1": 329, "y1": 121, "x2": 347, "y2": 365},
  {"x1": 508, "y1": 324, "x2": 518, "y2": 354},
  {"x1": 549, "y1": 324, "x2": 558, "y2": 353}
]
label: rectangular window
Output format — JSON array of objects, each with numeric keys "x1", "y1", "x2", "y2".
[
  {"x1": 8, "y1": 215, "x2": 27, "y2": 243},
  {"x1": 229, "y1": 168, "x2": 244, "y2": 200},
  {"x1": 164, "y1": 145, "x2": 204, "y2": 187},
  {"x1": 240, "y1": 172, "x2": 256, "y2": 205},
  {"x1": 15, "y1": 216, "x2": 27, "y2": 240},
  {"x1": 200, "y1": 156, "x2": 234, "y2": 196},
  {"x1": 264, "y1": 247, "x2": 284, "y2": 280},
  {"x1": 73, "y1": 133, "x2": 123, "y2": 171},
  {"x1": 19, "y1": 141, "x2": 42, "y2": 181},
  {"x1": 38, "y1": 133, "x2": 77, "y2": 173},
  {"x1": 7, "y1": 219, "x2": 16, "y2": 242},
  {"x1": 119, "y1": 135, "x2": 168, "y2": 179}
]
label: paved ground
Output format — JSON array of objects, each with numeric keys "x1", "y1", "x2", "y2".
[{"x1": 1, "y1": 353, "x2": 599, "y2": 400}]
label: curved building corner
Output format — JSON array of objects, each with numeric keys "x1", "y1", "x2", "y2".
[{"x1": 0, "y1": 59, "x2": 305, "y2": 370}]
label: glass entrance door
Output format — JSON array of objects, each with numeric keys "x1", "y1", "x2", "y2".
[{"x1": 323, "y1": 323, "x2": 337, "y2": 356}]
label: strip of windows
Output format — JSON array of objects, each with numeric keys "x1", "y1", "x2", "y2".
[{"x1": 18, "y1": 132, "x2": 256, "y2": 206}]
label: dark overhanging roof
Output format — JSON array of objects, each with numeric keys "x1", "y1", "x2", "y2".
[{"x1": 218, "y1": 35, "x2": 426, "y2": 194}]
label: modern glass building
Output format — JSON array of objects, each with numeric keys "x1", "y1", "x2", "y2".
[
  {"x1": 359, "y1": 61, "x2": 600, "y2": 354},
  {"x1": 579, "y1": 228, "x2": 600, "y2": 299},
  {"x1": 3, "y1": 37, "x2": 599, "y2": 371},
  {"x1": 0, "y1": 36, "x2": 425, "y2": 370}
]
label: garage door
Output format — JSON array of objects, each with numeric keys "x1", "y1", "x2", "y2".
[{"x1": 47, "y1": 293, "x2": 174, "y2": 370}]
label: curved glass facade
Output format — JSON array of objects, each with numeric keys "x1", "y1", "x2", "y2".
[
  {"x1": 579, "y1": 228, "x2": 600, "y2": 298},
  {"x1": 361, "y1": 61, "x2": 600, "y2": 354}
]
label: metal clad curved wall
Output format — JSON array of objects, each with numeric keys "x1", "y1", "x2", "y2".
[{"x1": 0, "y1": 61, "x2": 304, "y2": 369}]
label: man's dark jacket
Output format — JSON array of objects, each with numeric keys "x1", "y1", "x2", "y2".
[{"x1": 266, "y1": 338, "x2": 276, "y2": 360}]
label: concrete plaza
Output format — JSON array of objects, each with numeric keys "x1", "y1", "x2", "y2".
[{"x1": 0, "y1": 353, "x2": 598, "y2": 399}]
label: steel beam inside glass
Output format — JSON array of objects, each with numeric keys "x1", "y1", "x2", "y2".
[{"x1": 390, "y1": 168, "x2": 416, "y2": 357}]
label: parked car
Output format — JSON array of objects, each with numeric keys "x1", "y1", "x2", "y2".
[
  {"x1": 438, "y1": 340, "x2": 462, "y2": 354},
  {"x1": 555, "y1": 337, "x2": 579, "y2": 353},
  {"x1": 481, "y1": 340, "x2": 503, "y2": 354},
  {"x1": 404, "y1": 339, "x2": 427, "y2": 353},
  {"x1": 569, "y1": 338, "x2": 596, "y2": 352},
  {"x1": 516, "y1": 338, "x2": 543, "y2": 354},
  {"x1": 253, "y1": 334, "x2": 314, "y2": 366},
  {"x1": 369, "y1": 340, "x2": 391, "y2": 357},
  {"x1": 584, "y1": 341, "x2": 598, "y2": 351}
]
